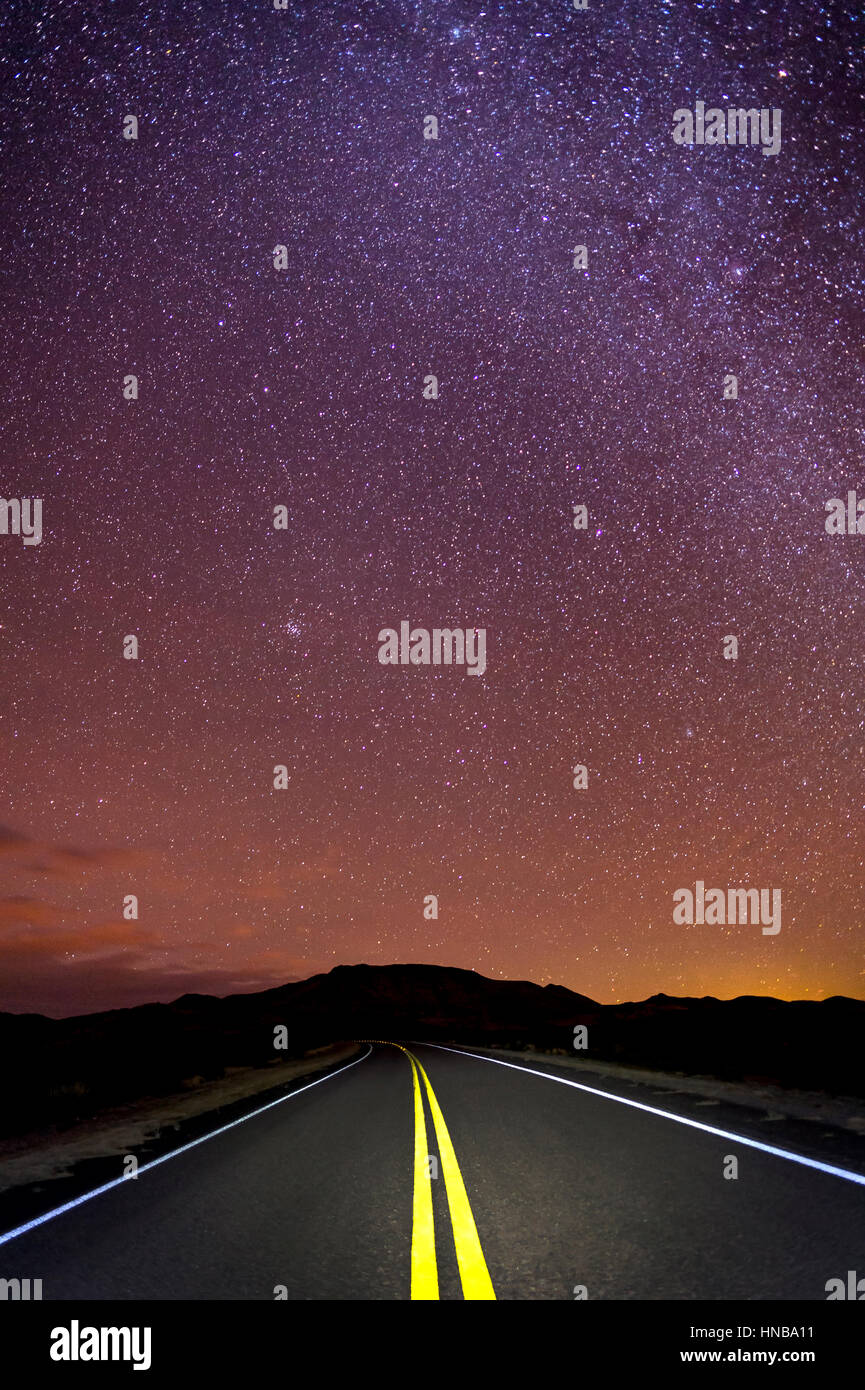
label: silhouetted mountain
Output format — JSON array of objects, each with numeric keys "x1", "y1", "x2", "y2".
[{"x1": 0, "y1": 964, "x2": 862, "y2": 1138}]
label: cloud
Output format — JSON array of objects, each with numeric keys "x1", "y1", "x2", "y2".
[
  {"x1": 0, "y1": 896, "x2": 63, "y2": 927},
  {"x1": 0, "y1": 917, "x2": 161, "y2": 960},
  {"x1": 0, "y1": 823, "x2": 154, "y2": 880},
  {"x1": 0, "y1": 824, "x2": 33, "y2": 855},
  {"x1": 0, "y1": 956, "x2": 310, "y2": 1019},
  {"x1": 35, "y1": 846, "x2": 153, "y2": 880}
]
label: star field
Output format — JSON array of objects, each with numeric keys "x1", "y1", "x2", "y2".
[{"x1": 0, "y1": 0, "x2": 863, "y2": 1014}]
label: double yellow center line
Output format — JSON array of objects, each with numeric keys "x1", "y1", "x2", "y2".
[{"x1": 388, "y1": 1043, "x2": 496, "y2": 1301}]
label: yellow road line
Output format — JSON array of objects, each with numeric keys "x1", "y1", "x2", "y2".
[
  {"x1": 407, "y1": 1049, "x2": 496, "y2": 1301},
  {"x1": 376, "y1": 1040, "x2": 495, "y2": 1300},
  {"x1": 407, "y1": 1050, "x2": 439, "y2": 1299}
]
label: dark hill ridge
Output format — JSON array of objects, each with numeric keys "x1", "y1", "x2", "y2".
[{"x1": 0, "y1": 964, "x2": 862, "y2": 1138}]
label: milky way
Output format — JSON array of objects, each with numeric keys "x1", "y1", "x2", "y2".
[{"x1": 0, "y1": 0, "x2": 862, "y2": 1014}]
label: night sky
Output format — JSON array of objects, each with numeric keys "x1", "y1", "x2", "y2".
[{"x1": 1, "y1": 0, "x2": 863, "y2": 1016}]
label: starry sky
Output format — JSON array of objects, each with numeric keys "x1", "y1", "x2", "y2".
[{"x1": 0, "y1": 0, "x2": 863, "y2": 1017}]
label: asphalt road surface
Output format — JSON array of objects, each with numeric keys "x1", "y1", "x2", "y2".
[{"x1": 1, "y1": 1042, "x2": 863, "y2": 1300}]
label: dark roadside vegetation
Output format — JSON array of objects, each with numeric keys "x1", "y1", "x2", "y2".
[{"x1": 2, "y1": 963, "x2": 862, "y2": 1139}]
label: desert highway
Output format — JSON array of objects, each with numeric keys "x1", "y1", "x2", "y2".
[{"x1": 1, "y1": 1042, "x2": 863, "y2": 1300}]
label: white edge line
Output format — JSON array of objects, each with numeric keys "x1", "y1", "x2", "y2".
[
  {"x1": 416, "y1": 1042, "x2": 865, "y2": 1189},
  {"x1": 0, "y1": 1045, "x2": 373, "y2": 1249}
]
